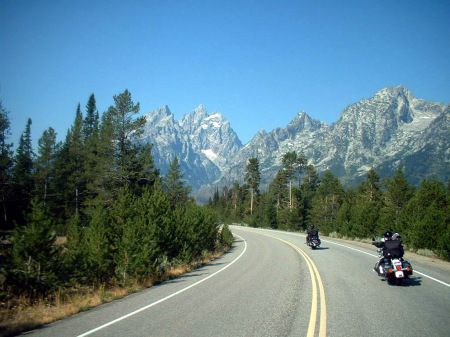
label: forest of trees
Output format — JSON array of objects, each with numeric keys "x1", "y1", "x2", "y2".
[
  {"x1": 0, "y1": 92, "x2": 233, "y2": 302},
  {"x1": 208, "y1": 152, "x2": 449, "y2": 261}
]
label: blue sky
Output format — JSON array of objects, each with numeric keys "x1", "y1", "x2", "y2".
[{"x1": 1, "y1": 0, "x2": 449, "y2": 148}]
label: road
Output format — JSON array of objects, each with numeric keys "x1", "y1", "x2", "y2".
[{"x1": 22, "y1": 226, "x2": 450, "y2": 337}]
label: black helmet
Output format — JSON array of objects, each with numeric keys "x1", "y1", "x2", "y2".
[
  {"x1": 384, "y1": 231, "x2": 393, "y2": 239},
  {"x1": 310, "y1": 224, "x2": 315, "y2": 229}
]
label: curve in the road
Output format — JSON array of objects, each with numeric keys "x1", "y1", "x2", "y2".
[
  {"x1": 238, "y1": 228, "x2": 327, "y2": 337},
  {"x1": 261, "y1": 233, "x2": 327, "y2": 337}
]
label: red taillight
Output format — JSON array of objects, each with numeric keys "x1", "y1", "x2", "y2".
[{"x1": 396, "y1": 266, "x2": 402, "y2": 271}]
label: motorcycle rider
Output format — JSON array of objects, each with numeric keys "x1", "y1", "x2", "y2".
[
  {"x1": 372, "y1": 230, "x2": 405, "y2": 274},
  {"x1": 306, "y1": 224, "x2": 319, "y2": 244}
]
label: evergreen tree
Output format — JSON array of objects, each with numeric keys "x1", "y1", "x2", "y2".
[
  {"x1": 269, "y1": 168, "x2": 288, "y2": 212},
  {"x1": 162, "y1": 156, "x2": 191, "y2": 207},
  {"x1": 35, "y1": 127, "x2": 59, "y2": 206},
  {"x1": 82, "y1": 93, "x2": 101, "y2": 202},
  {"x1": 230, "y1": 180, "x2": 244, "y2": 221},
  {"x1": 54, "y1": 105, "x2": 85, "y2": 217},
  {"x1": 128, "y1": 143, "x2": 159, "y2": 194},
  {"x1": 380, "y1": 167, "x2": 415, "y2": 232},
  {"x1": 301, "y1": 164, "x2": 320, "y2": 226},
  {"x1": 7, "y1": 198, "x2": 60, "y2": 298},
  {"x1": 107, "y1": 89, "x2": 145, "y2": 185},
  {"x1": 404, "y1": 177, "x2": 448, "y2": 257},
  {"x1": 0, "y1": 101, "x2": 14, "y2": 228},
  {"x1": 350, "y1": 168, "x2": 383, "y2": 238},
  {"x1": 335, "y1": 187, "x2": 356, "y2": 237},
  {"x1": 281, "y1": 151, "x2": 306, "y2": 209},
  {"x1": 84, "y1": 106, "x2": 116, "y2": 206},
  {"x1": 310, "y1": 170, "x2": 344, "y2": 235},
  {"x1": 81, "y1": 204, "x2": 112, "y2": 285},
  {"x1": 82, "y1": 93, "x2": 98, "y2": 142},
  {"x1": 245, "y1": 157, "x2": 261, "y2": 216},
  {"x1": 262, "y1": 193, "x2": 278, "y2": 228},
  {"x1": 63, "y1": 212, "x2": 84, "y2": 281},
  {"x1": 12, "y1": 118, "x2": 35, "y2": 224}
]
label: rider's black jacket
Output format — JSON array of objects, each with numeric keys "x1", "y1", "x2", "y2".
[{"x1": 307, "y1": 228, "x2": 319, "y2": 239}]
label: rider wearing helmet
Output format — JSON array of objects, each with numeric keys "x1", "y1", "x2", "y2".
[
  {"x1": 306, "y1": 224, "x2": 319, "y2": 244},
  {"x1": 373, "y1": 230, "x2": 404, "y2": 274}
]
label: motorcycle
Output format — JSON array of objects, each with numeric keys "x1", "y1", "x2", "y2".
[
  {"x1": 374, "y1": 246, "x2": 413, "y2": 286},
  {"x1": 307, "y1": 237, "x2": 321, "y2": 250}
]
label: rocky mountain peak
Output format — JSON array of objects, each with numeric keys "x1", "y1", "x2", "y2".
[
  {"x1": 144, "y1": 105, "x2": 173, "y2": 125},
  {"x1": 136, "y1": 86, "x2": 448, "y2": 203},
  {"x1": 286, "y1": 110, "x2": 325, "y2": 134}
]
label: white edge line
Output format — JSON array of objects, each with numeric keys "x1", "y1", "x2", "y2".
[{"x1": 77, "y1": 234, "x2": 247, "y2": 337}]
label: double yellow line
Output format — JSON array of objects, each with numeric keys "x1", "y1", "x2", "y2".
[
  {"x1": 275, "y1": 236, "x2": 327, "y2": 337},
  {"x1": 251, "y1": 231, "x2": 327, "y2": 337}
]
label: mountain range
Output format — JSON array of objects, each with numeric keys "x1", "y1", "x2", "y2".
[{"x1": 137, "y1": 86, "x2": 449, "y2": 203}]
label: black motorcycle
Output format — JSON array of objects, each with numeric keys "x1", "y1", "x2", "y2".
[
  {"x1": 373, "y1": 239, "x2": 413, "y2": 285},
  {"x1": 307, "y1": 236, "x2": 321, "y2": 250}
]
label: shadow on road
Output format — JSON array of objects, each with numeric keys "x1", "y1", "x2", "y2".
[
  {"x1": 401, "y1": 276, "x2": 422, "y2": 286},
  {"x1": 379, "y1": 276, "x2": 422, "y2": 287}
]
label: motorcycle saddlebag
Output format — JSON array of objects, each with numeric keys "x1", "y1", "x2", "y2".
[{"x1": 402, "y1": 260, "x2": 413, "y2": 275}]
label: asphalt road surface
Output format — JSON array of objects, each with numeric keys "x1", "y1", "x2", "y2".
[{"x1": 22, "y1": 226, "x2": 450, "y2": 337}]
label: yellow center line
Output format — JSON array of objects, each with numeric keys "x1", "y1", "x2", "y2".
[{"x1": 239, "y1": 229, "x2": 327, "y2": 337}]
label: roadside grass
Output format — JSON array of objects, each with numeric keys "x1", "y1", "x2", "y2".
[
  {"x1": 0, "y1": 246, "x2": 230, "y2": 337},
  {"x1": 326, "y1": 232, "x2": 444, "y2": 259}
]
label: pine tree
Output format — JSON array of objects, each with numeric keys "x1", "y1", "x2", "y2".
[
  {"x1": 405, "y1": 177, "x2": 448, "y2": 256},
  {"x1": 380, "y1": 167, "x2": 415, "y2": 232},
  {"x1": 0, "y1": 100, "x2": 14, "y2": 228},
  {"x1": 310, "y1": 170, "x2": 344, "y2": 235},
  {"x1": 269, "y1": 168, "x2": 288, "y2": 212},
  {"x1": 335, "y1": 187, "x2": 356, "y2": 237},
  {"x1": 81, "y1": 204, "x2": 112, "y2": 286},
  {"x1": 301, "y1": 164, "x2": 320, "y2": 225},
  {"x1": 53, "y1": 105, "x2": 85, "y2": 218},
  {"x1": 35, "y1": 127, "x2": 59, "y2": 206},
  {"x1": 82, "y1": 93, "x2": 98, "y2": 142},
  {"x1": 7, "y1": 198, "x2": 60, "y2": 298},
  {"x1": 82, "y1": 94, "x2": 101, "y2": 202},
  {"x1": 245, "y1": 157, "x2": 261, "y2": 216},
  {"x1": 351, "y1": 168, "x2": 383, "y2": 238},
  {"x1": 281, "y1": 151, "x2": 306, "y2": 209},
  {"x1": 162, "y1": 156, "x2": 191, "y2": 207},
  {"x1": 107, "y1": 89, "x2": 145, "y2": 184},
  {"x1": 12, "y1": 118, "x2": 35, "y2": 225}
]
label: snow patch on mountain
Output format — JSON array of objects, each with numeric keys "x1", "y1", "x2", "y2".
[{"x1": 202, "y1": 149, "x2": 218, "y2": 161}]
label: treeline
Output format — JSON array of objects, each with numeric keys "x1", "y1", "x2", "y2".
[
  {"x1": 208, "y1": 151, "x2": 449, "y2": 260},
  {"x1": 0, "y1": 92, "x2": 232, "y2": 300}
]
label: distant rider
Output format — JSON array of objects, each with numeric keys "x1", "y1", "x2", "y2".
[{"x1": 306, "y1": 224, "x2": 319, "y2": 244}]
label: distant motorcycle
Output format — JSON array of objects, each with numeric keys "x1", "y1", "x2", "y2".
[
  {"x1": 307, "y1": 237, "x2": 321, "y2": 250},
  {"x1": 373, "y1": 243, "x2": 413, "y2": 286}
]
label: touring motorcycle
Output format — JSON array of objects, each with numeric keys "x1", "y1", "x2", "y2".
[
  {"x1": 307, "y1": 237, "x2": 321, "y2": 250},
  {"x1": 373, "y1": 241, "x2": 413, "y2": 286}
]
